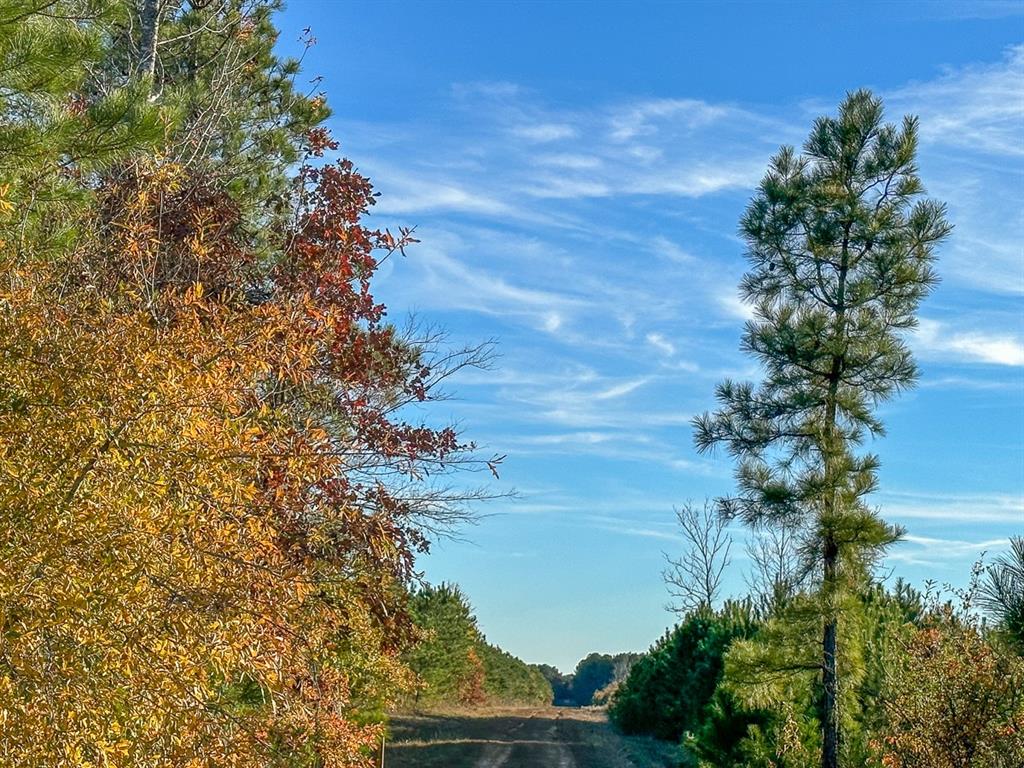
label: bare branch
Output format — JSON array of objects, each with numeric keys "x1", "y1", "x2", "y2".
[
  {"x1": 663, "y1": 501, "x2": 733, "y2": 615},
  {"x1": 744, "y1": 522, "x2": 808, "y2": 612}
]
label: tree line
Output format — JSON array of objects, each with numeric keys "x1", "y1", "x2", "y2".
[
  {"x1": 610, "y1": 565, "x2": 1023, "y2": 767},
  {"x1": 403, "y1": 583, "x2": 551, "y2": 708},
  {"x1": 536, "y1": 651, "x2": 640, "y2": 707}
]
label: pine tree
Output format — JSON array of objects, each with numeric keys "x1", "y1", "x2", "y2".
[
  {"x1": 95, "y1": 0, "x2": 330, "y2": 244},
  {"x1": 693, "y1": 90, "x2": 951, "y2": 768},
  {"x1": 406, "y1": 583, "x2": 483, "y2": 705},
  {"x1": 0, "y1": 0, "x2": 161, "y2": 257},
  {"x1": 979, "y1": 537, "x2": 1024, "y2": 653}
]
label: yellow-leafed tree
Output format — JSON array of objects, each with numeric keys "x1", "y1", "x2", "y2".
[{"x1": 0, "y1": 2, "x2": 492, "y2": 763}]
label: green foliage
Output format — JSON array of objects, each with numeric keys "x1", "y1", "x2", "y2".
[
  {"x1": 851, "y1": 581, "x2": 927, "y2": 749},
  {"x1": 103, "y1": 0, "x2": 331, "y2": 246},
  {"x1": 566, "y1": 652, "x2": 640, "y2": 707},
  {"x1": 0, "y1": 1, "x2": 161, "y2": 169},
  {"x1": 693, "y1": 90, "x2": 950, "y2": 767},
  {"x1": 684, "y1": 689, "x2": 771, "y2": 768},
  {"x1": 404, "y1": 583, "x2": 552, "y2": 708},
  {"x1": 406, "y1": 583, "x2": 482, "y2": 705},
  {"x1": 708, "y1": 582, "x2": 925, "y2": 767},
  {"x1": 609, "y1": 601, "x2": 759, "y2": 741},
  {"x1": 571, "y1": 653, "x2": 618, "y2": 707},
  {"x1": 0, "y1": 0, "x2": 331, "y2": 260},
  {"x1": 534, "y1": 664, "x2": 575, "y2": 706},
  {"x1": 694, "y1": 90, "x2": 950, "y2": 534},
  {"x1": 979, "y1": 537, "x2": 1024, "y2": 653},
  {"x1": 477, "y1": 641, "x2": 552, "y2": 706},
  {"x1": 0, "y1": 0, "x2": 163, "y2": 256},
  {"x1": 615, "y1": 566, "x2": 1018, "y2": 768}
]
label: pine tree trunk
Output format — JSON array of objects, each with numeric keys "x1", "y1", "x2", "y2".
[
  {"x1": 139, "y1": 0, "x2": 161, "y2": 88},
  {"x1": 821, "y1": 536, "x2": 839, "y2": 768},
  {"x1": 820, "y1": 225, "x2": 851, "y2": 768}
]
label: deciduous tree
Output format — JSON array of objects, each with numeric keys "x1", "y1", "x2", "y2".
[
  {"x1": 663, "y1": 501, "x2": 733, "y2": 615},
  {"x1": 876, "y1": 613, "x2": 1024, "y2": 768},
  {"x1": 0, "y1": 3, "x2": 497, "y2": 759}
]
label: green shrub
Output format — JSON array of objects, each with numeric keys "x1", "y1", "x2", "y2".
[{"x1": 609, "y1": 600, "x2": 759, "y2": 741}]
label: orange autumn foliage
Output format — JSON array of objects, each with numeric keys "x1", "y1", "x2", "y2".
[
  {"x1": 875, "y1": 618, "x2": 1024, "y2": 768},
  {"x1": 0, "y1": 149, "x2": 487, "y2": 766}
]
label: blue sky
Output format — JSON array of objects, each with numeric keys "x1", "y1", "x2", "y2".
[{"x1": 277, "y1": 1, "x2": 1023, "y2": 672}]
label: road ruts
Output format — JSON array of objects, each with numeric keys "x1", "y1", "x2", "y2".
[
  {"x1": 386, "y1": 706, "x2": 673, "y2": 768},
  {"x1": 471, "y1": 710, "x2": 533, "y2": 768}
]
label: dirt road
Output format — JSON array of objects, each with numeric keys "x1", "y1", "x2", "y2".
[{"x1": 385, "y1": 707, "x2": 678, "y2": 768}]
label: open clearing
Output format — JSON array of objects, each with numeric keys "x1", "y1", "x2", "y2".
[{"x1": 385, "y1": 707, "x2": 679, "y2": 768}]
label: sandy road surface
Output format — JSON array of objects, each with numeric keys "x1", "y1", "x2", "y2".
[{"x1": 385, "y1": 707, "x2": 678, "y2": 768}]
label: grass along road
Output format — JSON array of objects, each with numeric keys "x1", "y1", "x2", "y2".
[{"x1": 384, "y1": 707, "x2": 679, "y2": 768}]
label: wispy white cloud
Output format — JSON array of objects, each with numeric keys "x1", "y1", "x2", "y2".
[
  {"x1": 650, "y1": 236, "x2": 696, "y2": 264},
  {"x1": 512, "y1": 122, "x2": 578, "y2": 142},
  {"x1": 880, "y1": 490, "x2": 1024, "y2": 524},
  {"x1": 886, "y1": 45, "x2": 1024, "y2": 296},
  {"x1": 718, "y1": 292, "x2": 755, "y2": 322},
  {"x1": 461, "y1": 364, "x2": 715, "y2": 475},
  {"x1": 622, "y1": 161, "x2": 762, "y2": 197},
  {"x1": 494, "y1": 367, "x2": 694, "y2": 432},
  {"x1": 511, "y1": 431, "x2": 620, "y2": 446},
  {"x1": 375, "y1": 229, "x2": 591, "y2": 335},
  {"x1": 352, "y1": 87, "x2": 780, "y2": 220},
  {"x1": 451, "y1": 81, "x2": 523, "y2": 99},
  {"x1": 584, "y1": 512, "x2": 684, "y2": 542},
  {"x1": 597, "y1": 524, "x2": 682, "y2": 542},
  {"x1": 607, "y1": 98, "x2": 733, "y2": 142},
  {"x1": 493, "y1": 501, "x2": 578, "y2": 517},
  {"x1": 526, "y1": 176, "x2": 612, "y2": 199},
  {"x1": 521, "y1": 158, "x2": 760, "y2": 200},
  {"x1": 371, "y1": 169, "x2": 522, "y2": 218},
  {"x1": 542, "y1": 312, "x2": 563, "y2": 332},
  {"x1": 914, "y1": 319, "x2": 1024, "y2": 367},
  {"x1": 420, "y1": 246, "x2": 575, "y2": 317},
  {"x1": 902, "y1": 533, "x2": 1010, "y2": 551},
  {"x1": 890, "y1": 44, "x2": 1024, "y2": 157},
  {"x1": 535, "y1": 153, "x2": 604, "y2": 170},
  {"x1": 337, "y1": 52, "x2": 1022, "y2": 569},
  {"x1": 920, "y1": 375, "x2": 1022, "y2": 391},
  {"x1": 646, "y1": 332, "x2": 676, "y2": 357},
  {"x1": 888, "y1": 533, "x2": 1013, "y2": 568},
  {"x1": 594, "y1": 377, "x2": 650, "y2": 400}
]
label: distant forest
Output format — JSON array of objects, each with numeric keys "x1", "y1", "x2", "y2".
[{"x1": 402, "y1": 581, "x2": 641, "y2": 710}]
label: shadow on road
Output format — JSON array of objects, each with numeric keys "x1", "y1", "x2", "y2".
[{"x1": 385, "y1": 708, "x2": 678, "y2": 768}]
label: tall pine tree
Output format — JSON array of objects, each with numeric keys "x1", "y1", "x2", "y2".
[{"x1": 694, "y1": 90, "x2": 950, "y2": 768}]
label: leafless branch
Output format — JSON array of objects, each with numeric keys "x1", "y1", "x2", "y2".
[
  {"x1": 744, "y1": 522, "x2": 808, "y2": 612},
  {"x1": 663, "y1": 501, "x2": 733, "y2": 615}
]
